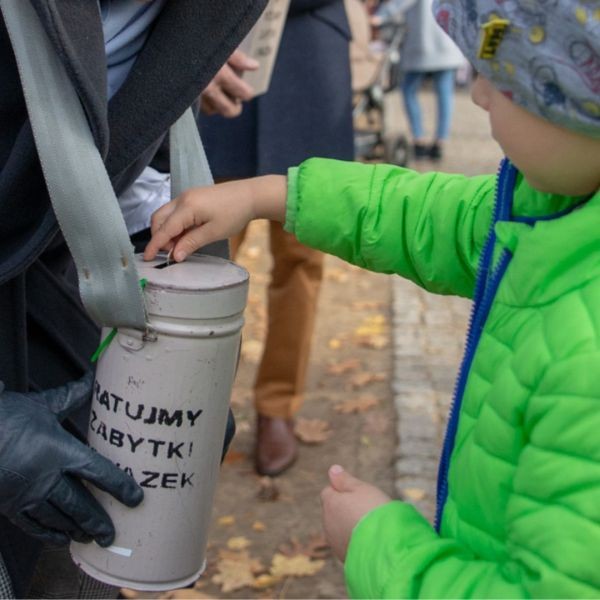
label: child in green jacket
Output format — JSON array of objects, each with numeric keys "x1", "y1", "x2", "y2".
[{"x1": 145, "y1": 1, "x2": 600, "y2": 596}]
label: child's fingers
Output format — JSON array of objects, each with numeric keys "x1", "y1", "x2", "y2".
[
  {"x1": 150, "y1": 202, "x2": 176, "y2": 236},
  {"x1": 172, "y1": 222, "x2": 219, "y2": 262},
  {"x1": 328, "y1": 465, "x2": 361, "y2": 493},
  {"x1": 144, "y1": 208, "x2": 192, "y2": 261}
]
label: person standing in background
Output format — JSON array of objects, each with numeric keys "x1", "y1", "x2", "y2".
[
  {"x1": 199, "y1": 0, "x2": 354, "y2": 477},
  {"x1": 0, "y1": 1, "x2": 264, "y2": 597},
  {"x1": 373, "y1": 0, "x2": 464, "y2": 160}
]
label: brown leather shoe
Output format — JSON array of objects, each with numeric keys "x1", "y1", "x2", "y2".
[{"x1": 255, "y1": 415, "x2": 298, "y2": 476}]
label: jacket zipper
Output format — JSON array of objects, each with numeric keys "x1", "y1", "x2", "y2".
[{"x1": 434, "y1": 158, "x2": 518, "y2": 531}]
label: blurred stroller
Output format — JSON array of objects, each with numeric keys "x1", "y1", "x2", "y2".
[{"x1": 346, "y1": 0, "x2": 409, "y2": 166}]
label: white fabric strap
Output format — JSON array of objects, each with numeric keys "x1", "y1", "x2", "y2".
[
  {"x1": 170, "y1": 107, "x2": 227, "y2": 259},
  {"x1": 169, "y1": 107, "x2": 214, "y2": 195},
  {"x1": 1, "y1": 0, "x2": 146, "y2": 328},
  {"x1": 2, "y1": 1, "x2": 215, "y2": 328}
]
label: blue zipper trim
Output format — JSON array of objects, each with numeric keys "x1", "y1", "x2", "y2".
[
  {"x1": 433, "y1": 163, "x2": 593, "y2": 532},
  {"x1": 511, "y1": 195, "x2": 590, "y2": 224},
  {"x1": 434, "y1": 158, "x2": 517, "y2": 531}
]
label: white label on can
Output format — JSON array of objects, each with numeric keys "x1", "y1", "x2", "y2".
[{"x1": 106, "y1": 545, "x2": 133, "y2": 558}]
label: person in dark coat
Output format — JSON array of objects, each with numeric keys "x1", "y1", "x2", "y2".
[
  {"x1": 199, "y1": 0, "x2": 354, "y2": 476},
  {"x1": 0, "y1": 2, "x2": 265, "y2": 598}
]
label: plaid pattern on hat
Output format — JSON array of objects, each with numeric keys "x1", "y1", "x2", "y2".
[{"x1": 432, "y1": 0, "x2": 600, "y2": 138}]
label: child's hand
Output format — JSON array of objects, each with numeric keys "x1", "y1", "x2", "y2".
[
  {"x1": 320, "y1": 465, "x2": 391, "y2": 562},
  {"x1": 144, "y1": 175, "x2": 287, "y2": 262}
]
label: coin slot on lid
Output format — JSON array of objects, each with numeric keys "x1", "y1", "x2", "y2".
[{"x1": 153, "y1": 261, "x2": 173, "y2": 270}]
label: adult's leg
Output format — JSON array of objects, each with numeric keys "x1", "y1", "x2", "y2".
[
  {"x1": 430, "y1": 69, "x2": 456, "y2": 159},
  {"x1": 401, "y1": 71, "x2": 425, "y2": 139},
  {"x1": 253, "y1": 222, "x2": 324, "y2": 475},
  {"x1": 401, "y1": 71, "x2": 428, "y2": 158},
  {"x1": 254, "y1": 222, "x2": 324, "y2": 419}
]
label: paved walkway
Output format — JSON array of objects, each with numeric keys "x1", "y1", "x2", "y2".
[{"x1": 387, "y1": 89, "x2": 502, "y2": 520}]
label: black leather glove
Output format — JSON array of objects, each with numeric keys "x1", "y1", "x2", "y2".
[{"x1": 0, "y1": 373, "x2": 143, "y2": 547}]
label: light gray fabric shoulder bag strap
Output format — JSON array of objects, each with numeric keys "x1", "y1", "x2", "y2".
[
  {"x1": 1, "y1": 0, "x2": 214, "y2": 329},
  {"x1": 170, "y1": 108, "x2": 214, "y2": 196},
  {"x1": 171, "y1": 109, "x2": 230, "y2": 259}
]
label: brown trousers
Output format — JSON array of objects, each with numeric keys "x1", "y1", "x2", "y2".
[{"x1": 232, "y1": 221, "x2": 324, "y2": 419}]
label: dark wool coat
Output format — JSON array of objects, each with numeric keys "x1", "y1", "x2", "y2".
[
  {"x1": 198, "y1": 0, "x2": 354, "y2": 178},
  {"x1": 0, "y1": 1, "x2": 265, "y2": 596}
]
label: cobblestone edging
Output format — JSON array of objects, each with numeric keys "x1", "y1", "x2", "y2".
[{"x1": 391, "y1": 277, "x2": 469, "y2": 521}]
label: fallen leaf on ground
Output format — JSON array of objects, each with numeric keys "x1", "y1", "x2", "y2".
[
  {"x1": 348, "y1": 371, "x2": 387, "y2": 389},
  {"x1": 247, "y1": 293, "x2": 262, "y2": 306},
  {"x1": 252, "y1": 520, "x2": 266, "y2": 532},
  {"x1": 270, "y1": 553, "x2": 325, "y2": 578},
  {"x1": 257, "y1": 476, "x2": 280, "y2": 502},
  {"x1": 353, "y1": 315, "x2": 389, "y2": 349},
  {"x1": 326, "y1": 268, "x2": 349, "y2": 283},
  {"x1": 294, "y1": 418, "x2": 331, "y2": 444},
  {"x1": 244, "y1": 245, "x2": 261, "y2": 260},
  {"x1": 357, "y1": 334, "x2": 389, "y2": 349},
  {"x1": 328, "y1": 338, "x2": 342, "y2": 350},
  {"x1": 241, "y1": 339, "x2": 263, "y2": 363},
  {"x1": 401, "y1": 487, "x2": 427, "y2": 502},
  {"x1": 212, "y1": 560, "x2": 255, "y2": 593},
  {"x1": 326, "y1": 358, "x2": 362, "y2": 375},
  {"x1": 227, "y1": 536, "x2": 251, "y2": 551},
  {"x1": 279, "y1": 534, "x2": 330, "y2": 560},
  {"x1": 217, "y1": 515, "x2": 235, "y2": 526},
  {"x1": 360, "y1": 434, "x2": 371, "y2": 446},
  {"x1": 212, "y1": 551, "x2": 265, "y2": 593},
  {"x1": 217, "y1": 549, "x2": 262, "y2": 567},
  {"x1": 230, "y1": 389, "x2": 250, "y2": 407},
  {"x1": 222, "y1": 450, "x2": 247, "y2": 465},
  {"x1": 351, "y1": 300, "x2": 386, "y2": 311},
  {"x1": 354, "y1": 314, "x2": 387, "y2": 337},
  {"x1": 334, "y1": 394, "x2": 380, "y2": 414},
  {"x1": 160, "y1": 590, "x2": 214, "y2": 599},
  {"x1": 236, "y1": 420, "x2": 252, "y2": 434},
  {"x1": 251, "y1": 574, "x2": 281, "y2": 589}
]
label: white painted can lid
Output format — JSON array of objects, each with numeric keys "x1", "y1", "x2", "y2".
[{"x1": 136, "y1": 254, "x2": 249, "y2": 320}]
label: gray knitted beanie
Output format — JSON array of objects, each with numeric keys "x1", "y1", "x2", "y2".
[{"x1": 432, "y1": 0, "x2": 600, "y2": 138}]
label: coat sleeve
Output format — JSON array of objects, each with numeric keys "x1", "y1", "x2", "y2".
[
  {"x1": 285, "y1": 158, "x2": 496, "y2": 298},
  {"x1": 344, "y1": 351, "x2": 600, "y2": 598}
]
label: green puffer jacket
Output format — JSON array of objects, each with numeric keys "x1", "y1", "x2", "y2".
[{"x1": 285, "y1": 158, "x2": 600, "y2": 598}]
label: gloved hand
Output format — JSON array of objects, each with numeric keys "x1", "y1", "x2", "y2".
[{"x1": 0, "y1": 373, "x2": 143, "y2": 547}]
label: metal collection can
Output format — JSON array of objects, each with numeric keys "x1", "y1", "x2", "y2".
[{"x1": 71, "y1": 254, "x2": 249, "y2": 591}]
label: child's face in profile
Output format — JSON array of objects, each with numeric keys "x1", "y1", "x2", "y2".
[{"x1": 471, "y1": 76, "x2": 600, "y2": 197}]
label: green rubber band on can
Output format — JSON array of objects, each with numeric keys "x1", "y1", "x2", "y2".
[{"x1": 91, "y1": 278, "x2": 148, "y2": 363}]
